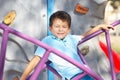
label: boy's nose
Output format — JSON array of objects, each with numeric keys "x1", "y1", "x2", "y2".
[{"x1": 58, "y1": 27, "x2": 63, "y2": 31}]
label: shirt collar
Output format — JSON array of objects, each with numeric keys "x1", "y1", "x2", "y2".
[{"x1": 51, "y1": 34, "x2": 69, "y2": 42}]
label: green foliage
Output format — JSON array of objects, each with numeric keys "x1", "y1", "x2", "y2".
[{"x1": 112, "y1": 43, "x2": 120, "y2": 54}]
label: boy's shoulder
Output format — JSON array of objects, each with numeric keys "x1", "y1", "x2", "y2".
[
  {"x1": 42, "y1": 35, "x2": 52, "y2": 40},
  {"x1": 42, "y1": 35, "x2": 55, "y2": 42}
]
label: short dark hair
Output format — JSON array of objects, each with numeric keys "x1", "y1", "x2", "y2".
[{"x1": 49, "y1": 11, "x2": 71, "y2": 27}]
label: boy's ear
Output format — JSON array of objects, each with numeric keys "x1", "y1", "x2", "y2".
[
  {"x1": 49, "y1": 26, "x2": 51, "y2": 28},
  {"x1": 49, "y1": 26, "x2": 51, "y2": 30},
  {"x1": 68, "y1": 28, "x2": 71, "y2": 33}
]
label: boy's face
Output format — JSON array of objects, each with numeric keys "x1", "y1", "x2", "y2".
[{"x1": 50, "y1": 18, "x2": 70, "y2": 39}]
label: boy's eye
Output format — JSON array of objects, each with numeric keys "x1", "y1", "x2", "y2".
[
  {"x1": 55, "y1": 25, "x2": 59, "y2": 28},
  {"x1": 63, "y1": 26, "x2": 67, "y2": 28},
  {"x1": 53, "y1": 25, "x2": 68, "y2": 28}
]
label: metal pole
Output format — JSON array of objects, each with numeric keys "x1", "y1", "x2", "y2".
[{"x1": 0, "y1": 30, "x2": 9, "y2": 80}]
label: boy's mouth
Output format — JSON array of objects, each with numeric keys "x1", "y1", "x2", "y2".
[{"x1": 57, "y1": 33, "x2": 64, "y2": 35}]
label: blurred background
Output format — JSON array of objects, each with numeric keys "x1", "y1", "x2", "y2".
[
  {"x1": 0, "y1": 0, "x2": 120, "y2": 80},
  {"x1": 101, "y1": 0, "x2": 120, "y2": 54}
]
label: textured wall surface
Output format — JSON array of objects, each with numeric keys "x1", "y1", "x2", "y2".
[{"x1": 0, "y1": 0, "x2": 112, "y2": 80}]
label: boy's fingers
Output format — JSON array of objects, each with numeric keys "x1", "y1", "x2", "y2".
[
  {"x1": 104, "y1": 24, "x2": 114, "y2": 30},
  {"x1": 107, "y1": 24, "x2": 114, "y2": 30},
  {"x1": 13, "y1": 76, "x2": 19, "y2": 80},
  {"x1": 108, "y1": 26, "x2": 114, "y2": 30}
]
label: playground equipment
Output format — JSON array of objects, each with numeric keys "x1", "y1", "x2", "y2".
[
  {"x1": 0, "y1": 12, "x2": 120, "y2": 80},
  {"x1": 99, "y1": 41, "x2": 120, "y2": 74},
  {"x1": 0, "y1": 0, "x2": 109, "y2": 79}
]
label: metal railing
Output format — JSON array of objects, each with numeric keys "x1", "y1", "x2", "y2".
[{"x1": 0, "y1": 20, "x2": 120, "y2": 80}]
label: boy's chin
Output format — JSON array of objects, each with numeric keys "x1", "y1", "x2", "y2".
[
  {"x1": 59, "y1": 37, "x2": 65, "y2": 40},
  {"x1": 56, "y1": 35, "x2": 66, "y2": 40}
]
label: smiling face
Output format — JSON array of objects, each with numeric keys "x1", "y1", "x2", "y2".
[{"x1": 50, "y1": 18, "x2": 70, "y2": 39}]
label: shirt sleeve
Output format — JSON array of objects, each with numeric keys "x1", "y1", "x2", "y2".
[
  {"x1": 72, "y1": 35, "x2": 83, "y2": 43},
  {"x1": 34, "y1": 39, "x2": 47, "y2": 57},
  {"x1": 34, "y1": 46, "x2": 46, "y2": 57}
]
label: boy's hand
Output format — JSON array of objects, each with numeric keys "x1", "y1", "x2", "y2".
[
  {"x1": 13, "y1": 76, "x2": 19, "y2": 80},
  {"x1": 97, "y1": 24, "x2": 114, "y2": 31}
]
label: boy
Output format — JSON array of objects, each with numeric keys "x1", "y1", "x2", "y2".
[{"x1": 20, "y1": 11, "x2": 114, "y2": 80}]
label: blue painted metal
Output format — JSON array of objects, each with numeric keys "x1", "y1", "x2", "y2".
[
  {"x1": 47, "y1": 0, "x2": 54, "y2": 35},
  {"x1": 47, "y1": 0, "x2": 54, "y2": 80}
]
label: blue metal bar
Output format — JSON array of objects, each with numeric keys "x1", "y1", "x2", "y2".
[
  {"x1": 47, "y1": 0, "x2": 55, "y2": 80},
  {"x1": 47, "y1": 0, "x2": 54, "y2": 35}
]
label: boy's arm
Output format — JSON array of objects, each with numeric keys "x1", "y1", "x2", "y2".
[
  {"x1": 20, "y1": 55, "x2": 41, "y2": 80},
  {"x1": 81, "y1": 24, "x2": 114, "y2": 38}
]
